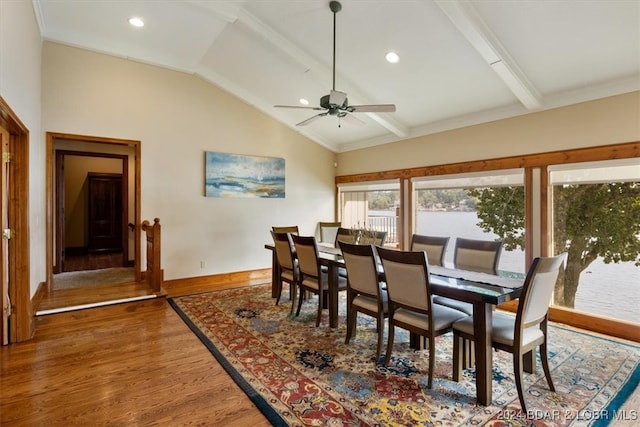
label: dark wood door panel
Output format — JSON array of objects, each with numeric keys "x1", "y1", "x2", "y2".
[{"x1": 88, "y1": 173, "x2": 123, "y2": 253}]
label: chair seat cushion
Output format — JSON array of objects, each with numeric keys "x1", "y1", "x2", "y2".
[
  {"x1": 453, "y1": 312, "x2": 544, "y2": 346},
  {"x1": 433, "y1": 296, "x2": 473, "y2": 315},
  {"x1": 281, "y1": 270, "x2": 296, "y2": 282},
  {"x1": 394, "y1": 304, "x2": 468, "y2": 332},
  {"x1": 353, "y1": 288, "x2": 388, "y2": 313}
]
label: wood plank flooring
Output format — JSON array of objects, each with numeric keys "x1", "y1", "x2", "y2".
[{"x1": 1, "y1": 278, "x2": 271, "y2": 426}]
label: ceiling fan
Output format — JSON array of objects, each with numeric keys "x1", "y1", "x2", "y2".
[{"x1": 274, "y1": 1, "x2": 396, "y2": 127}]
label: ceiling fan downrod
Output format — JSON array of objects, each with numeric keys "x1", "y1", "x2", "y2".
[{"x1": 330, "y1": 1, "x2": 341, "y2": 92}]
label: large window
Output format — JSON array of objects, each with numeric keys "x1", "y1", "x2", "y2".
[
  {"x1": 413, "y1": 170, "x2": 526, "y2": 276},
  {"x1": 549, "y1": 159, "x2": 639, "y2": 324},
  {"x1": 338, "y1": 180, "x2": 399, "y2": 246}
]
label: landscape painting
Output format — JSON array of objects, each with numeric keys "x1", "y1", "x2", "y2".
[{"x1": 205, "y1": 152, "x2": 285, "y2": 198}]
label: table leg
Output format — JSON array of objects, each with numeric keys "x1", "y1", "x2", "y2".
[
  {"x1": 473, "y1": 301, "x2": 493, "y2": 406},
  {"x1": 271, "y1": 251, "x2": 280, "y2": 298},
  {"x1": 327, "y1": 264, "x2": 339, "y2": 328}
]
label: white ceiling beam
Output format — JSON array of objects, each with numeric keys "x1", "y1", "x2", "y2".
[
  {"x1": 435, "y1": 0, "x2": 543, "y2": 110},
  {"x1": 222, "y1": 5, "x2": 409, "y2": 138}
]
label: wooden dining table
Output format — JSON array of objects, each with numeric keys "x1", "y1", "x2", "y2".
[{"x1": 265, "y1": 243, "x2": 524, "y2": 406}]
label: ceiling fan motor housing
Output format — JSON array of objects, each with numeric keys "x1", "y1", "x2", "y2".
[{"x1": 320, "y1": 93, "x2": 348, "y2": 110}]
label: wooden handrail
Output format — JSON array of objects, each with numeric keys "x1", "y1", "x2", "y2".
[{"x1": 142, "y1": 217, "x2": 162, "y2": 292}]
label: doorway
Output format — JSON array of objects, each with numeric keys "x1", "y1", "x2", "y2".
[
  {"x1": 55, "y1": 151, "x2": 130, "y2": 274},
  {"x1": 46, "y1": 133, "x2": 143, "y2": 311},
  {"x1": 0, "y1": 96, "x2": 30, "y2": 344}
]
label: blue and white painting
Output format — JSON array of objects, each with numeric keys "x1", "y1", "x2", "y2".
[{"x1": 205, "y1": 152, "x2": 285, "y2": 198}]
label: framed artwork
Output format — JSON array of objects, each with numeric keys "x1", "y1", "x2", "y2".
[{"x1": 205, "y1": 151, "x2": 285, "y2": 198}]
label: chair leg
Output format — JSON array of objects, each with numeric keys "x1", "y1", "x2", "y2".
[
  {"x1": 513, "y1": 351, "x2": 527, "y2": 415},
  {"x1": 375, "y1": 313, "x2": 384, "y2": 362},
  {"x1": 316, "y1": 289, "x2": 323, "y2": 327},
  {"x1": 462, "y1": 339, "x2": 475, "y2": 369},
  {"x1": 452, "y1": 332, "x2": 464, "y2": 382},
  {"x1": 427, "y1": 336, "x2": 435, "y2": 389},
  {"x1": 274, "y1": 280, "x2": 283, "y2": 305},
  {"x1": 540, "y1": 341, "x2": 555, "y2": 392},
  {"x1": 384, "y1": 322, "x2": 395, "y2": 366},
  {"x1": 345, "y1": 307, "x2": 355, "y2": 344},
  {"x1": 295, "y1": 286, "x2": 305, "y2": 316},
  {"x1": 289, "y1": 284, "x2": 297, "y2": 315}
]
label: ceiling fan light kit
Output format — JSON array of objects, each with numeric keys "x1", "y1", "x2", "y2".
[{"x1": 274, "y1": 0, "x2": 396, "y2": 128}]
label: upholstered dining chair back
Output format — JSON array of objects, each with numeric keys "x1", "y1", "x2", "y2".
[
  {"x1": 271, "y1": 231, "x2": 296, "y2": 272},
  {"x1": 340, "y1": 242, "x2": 380, "y2": 297},
  {"x1": 377, "y1": 248, "x2": 431, "y2": 312},
  {"x1": 453, "y1": 237, "x2": 503, "y2": 274},
  {"x1": 272, "y1": 225, "x2": 299, "y2": 235},
  {"x1": 377, "y1": 246, "x2": 468, "y2": 388},
  {"x1": 335, "y1": 227, "x2": 387, "y2": 246},
  {"x1": 517, "y1": 254, "x2": 566, "y2": 335},
  {"x1": 292, "y1": 235, "x2": 321, "y2": 280},
  {"x1": 319, "y1": 221, "x2": 341, "y2": 245},
  {"x1": 410, "y1": 234, "x2": 450, "y2": 266},
  {"x1": 271, "y1": 231, "x2": 299, "y2": 309},
  {"x1": 452, "y1": 253, "x2": 566, "y2": 412},
  {"x1": 335, "y1": 227, "x2": 358, "y2": 245},
  {"x1": 339, "y1": 241, "x2": 388, "y2": 360}
]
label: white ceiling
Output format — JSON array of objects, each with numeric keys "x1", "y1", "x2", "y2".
[{"x1": 32, "y1": 0, "x2": 640, "y2": 153}]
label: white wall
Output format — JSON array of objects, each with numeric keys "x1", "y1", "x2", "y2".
[
  {"x1": 42, "y1": 42, "x2": 337, "y2": 280},
  {"x1": 0, "y1": 1, "x2": 45, "y2": 297},
  {"x1": 336, "y1": 92, "x2": 640, "y2": 175}
]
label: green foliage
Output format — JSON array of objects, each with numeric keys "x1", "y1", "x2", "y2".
[
  {"x1": 367, "y1": 191, "x2": 398, "y2": 210},
  {"x1": 471, "y1": 182, "x2": 640, "y2": 308},
  {"x1": 553, "y1": 182, "x2": 640, "y2": 266},
  {"x1": 468, "y1": 187, "x2": 525, "y2": 251}
]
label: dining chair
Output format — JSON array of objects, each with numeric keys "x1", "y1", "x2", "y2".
[
  {"x1": 376, "y1": 246, "x2": 469, "y2": 388},
  {"x1": 339, "y1": 241, "x2": 388, "y2": 361},
  {"x1": 292, "y1": 234, "x2": 347, "y2": 326},
  {"x1": 410, "y1": 234, "x2": 450, "y2": 266},
  {"x1": 319, "y1": 221, "x2": 341, "y2": 245},
  {"x1": 453, "y1": 237, "x2": 503, "y2": 274},
  {"x1": 434, "y1": 237, "x2": 505, "y2": 368},
  {"x1": 335, "y1": 227, "x2": 357, "y2": 245},
  {"x1": 451, "y1": 253, "x2": 565, "y2": 413},
  {"x1": 434, "y1": 237, "x2": 504, "y2": 316},
  {"x1": 272, "y1": 225, "x2": 299, "y2": 235},
  {"x1": 271, "y1": 231, "x2": 299, "y2": 312}
]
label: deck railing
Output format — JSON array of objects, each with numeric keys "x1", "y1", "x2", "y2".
[{"x1": 367, "y1": 215, "x2": 398, "y2": 245}]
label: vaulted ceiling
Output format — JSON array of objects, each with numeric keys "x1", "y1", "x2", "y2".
[{"x1": 32, "y1": 0, "x2": 640, "y2": 152}]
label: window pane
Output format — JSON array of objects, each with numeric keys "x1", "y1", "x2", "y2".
[
  {"x1": 550, "y1": 177, "x2": 640, "y2": 324},
  {"x1": 415, "y1": 186, "x2": 526, "y2": 276},
  {"x1": 340, "y1": 189, "x2": 399, "y2": 246}
]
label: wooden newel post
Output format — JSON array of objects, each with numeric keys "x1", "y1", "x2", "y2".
[{"x1": 142, "y1": 217, "x2": 162, "y2": 292}]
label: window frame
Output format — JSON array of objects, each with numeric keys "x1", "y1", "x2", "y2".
[{"x1": 335, "y1": 141, "x2": 640, "y2": 342}]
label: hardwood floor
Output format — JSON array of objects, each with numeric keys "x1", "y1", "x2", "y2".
[{"x1": 1, "y1": 277, "x2": 272, "y2": 426}]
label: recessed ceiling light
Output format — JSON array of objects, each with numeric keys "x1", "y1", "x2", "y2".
[
  {"x1": 299, "y1": 98, "x2": 309, "y2": 105},
  {"x1": 385, "y1": 51, "x2": 400, "y2": 64},
  {"x1": 129, "y1": 17, "x2": 145, "y2": 28}
]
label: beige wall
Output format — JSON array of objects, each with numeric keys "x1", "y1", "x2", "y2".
[
  {"x1": 0, "y1": 1, "x2": 44, "y2": 297},
  {"x1": 336, "y1": 92, "x2": 640, "y2": 175},
  {"x1": 42, "y1": 42, "x2": 337, "y2": 280}
]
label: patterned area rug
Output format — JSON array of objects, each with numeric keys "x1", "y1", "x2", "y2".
[{"x1": 169, "y1": 285, "x2": 639, "y2": 426}]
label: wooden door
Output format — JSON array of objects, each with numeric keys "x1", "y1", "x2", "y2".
[
  {"x1": 1, "y1": 127, "x2": 10, "y2": 345},
  {"x1": 88, "y1": 173, "x2": 123, "y2": 253}
]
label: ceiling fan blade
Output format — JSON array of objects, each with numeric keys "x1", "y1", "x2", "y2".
[
  {"x1": 340, "y1": 112, "x2": 366, "y2": 126},
  {"x1": 274, "y1": 105, "x2": 324, "y2": 110},
  {"x1": 329, "y1": 90, "x2": 347, "y2": 107},
  {"x1": 349, "y1": 104, "x2": 396, "y2": 113},
  {"x1": 296, "y1": 113, "x2": 327, "y2": 126}
]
